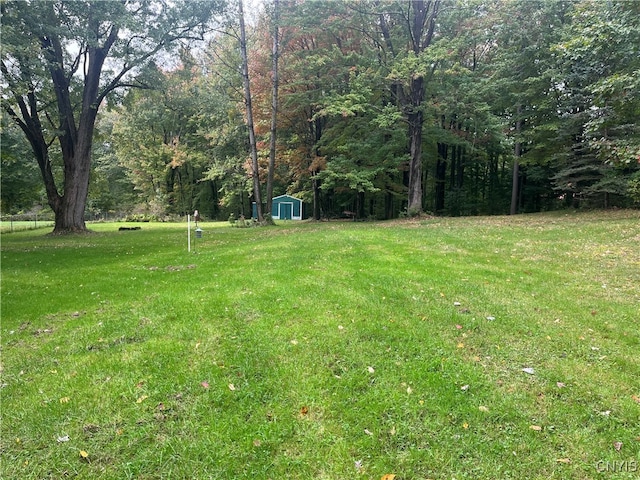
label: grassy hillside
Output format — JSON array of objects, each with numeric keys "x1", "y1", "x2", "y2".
[{"x1": 1, "y1": 211, "x2": 639, "y2": 479}]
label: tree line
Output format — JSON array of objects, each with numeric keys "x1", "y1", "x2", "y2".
[{"x1": 2, "y1": 0, "x2": 639, "y2": 232}]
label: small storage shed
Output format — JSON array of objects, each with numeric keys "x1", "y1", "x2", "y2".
[
  {"x1": 252, "y1": 194, "x2": 303, "y2": 220},
  {"x1": 272, "y1": 195, "x2": 302, "y2": 220}
]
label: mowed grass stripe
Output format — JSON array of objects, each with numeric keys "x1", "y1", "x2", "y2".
[{"x1": 1, "y1": 211, "x2": 639, "y2": 479}]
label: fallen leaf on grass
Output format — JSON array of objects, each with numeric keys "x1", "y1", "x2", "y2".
[
  {"x1": 228, "y1": 383, "x2": 236, "y2": 391},
  {"x1": 364, "y1": 428, "x2": 373, "y2": 436},
  {"x1": 529, "y1": 425, "x2": 542, "y2": 431},
  {"x1": 631, "y1": 394, "x2": 640, "y2": 404},
  {"x1": 300, "y1": 406, "x2": 309, "y2": 416},
  {"x1": 200, "y1": 381, "x2": 209, "y2": 389},
  {"x1": 556, "y1": 458, "x2": 571, "y2": 464},
  {"x1": 59, "y1": 397, "x2": 70, "y2": 404},
  {"x1": 56, "y1": 435, "x2": 70, "y2": 443},
  {"x1": 614, "y1": 441, "x2": 623, "y2": 451},
  {"x1": 455, "y1": 324, "x2": 463, "y2": 330},
  {"x1": 556, "y1": 382, "x2": 566, "y2": 388},
  {"x1": 460, "y1": 384, "x2": 470, "y2": 391},
  {"x1": 457, "y1": 342, "x2": 465, "y2": 349},
  {"x1": 79, "y1": 450, "x2": 89, "y2": 461},
  {"x1": 136, "y1": 395, "x2": 148, "y2": 403},
  {"x1": 522, "y1": 368, "x2": 535, "y2": 375},
  {"x1": 381, "y1": 474, "x2": 396, "y2": 480},
  {"x1": 478, "y1": 405, "x2": 489, "y2": 412},
  {"x1": 368, "y1": 366, "x2": 375, "y2": 374},
  {"x1": 463, "y1": 422, "x2": 469, "y2": 429}
]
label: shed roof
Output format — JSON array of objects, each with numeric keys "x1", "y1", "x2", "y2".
[{"x1": 272, "y1": 194, "x2": 302, "y2": 202}]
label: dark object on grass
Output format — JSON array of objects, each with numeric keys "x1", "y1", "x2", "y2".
[{"x1": 119, "y1": 226, "x2": 141, "y2": 231}]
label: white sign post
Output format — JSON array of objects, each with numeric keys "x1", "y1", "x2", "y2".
[{"x1": 187, "y1": 214, "x2": 191, "y2": 252}]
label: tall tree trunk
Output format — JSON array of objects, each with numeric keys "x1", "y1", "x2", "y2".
[
  {"x1": 404, "y1": 0, "x2": 440, "y2": 214},
  {"x1": 510, "y1": 104, "x2": 522, "y2": 215},
  {"x1": 312, "y1": 172, "x2": 321, "y2": 220},
  {"x1": 407, "y1": 76, "x2": 425, "y2": 215},
  {"x1": 56, "y1": 144, "x2": 92, "y2": 233},
  {"x1": 457, "y1": 145, "x2": 465, "y2": 189},
  {"x1": 46, "y1": 15, "x2": 113, "y2": 233},
  {"x1": 238, "y1": 0, "x2": 263, "y2": 222},
  {"x1": 311, "y1": 115, "x2": 324, "y2": 220},
  {"x1": 450, "y1": 144, "x2": 457, "y2": 189},
  {"x1": 435, "y1": 142, "x2": 447, "y2": 213},
  {"x1": 265, "y1": 0, "x2": 280, "y2": 223}
]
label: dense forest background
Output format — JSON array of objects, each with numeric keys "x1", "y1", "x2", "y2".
[{"x1": 2, "y1": 0, "x2": 639, "y2": 221}]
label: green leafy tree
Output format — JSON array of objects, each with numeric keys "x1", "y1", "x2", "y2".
[
  {"x1": 374, "y1": 0, "x2": 442, "y2": 215},
  {"x1": 88, "y1": 111, "x2": 137, "y2": 218},
  {"x1": 113, "y1": 86, "x2": 174, "y2": 216},
  {"x1": 269, "y1": 0, "x2": 433, "y2": 218},
  {"x1": 0, "y1": 116, "x2": 43, "y2": 213},
  {"x1": 1, "y1": 0, "x2": 223, "y2": 233},
  {"x1": 197, "y1": 16, "x2": 255, "y2": 218},
  {"x1": 552, "y1": 0, "x2": 640, "y2": 207},
  {"x1": 265, "y1": 0, "x2": 281, "y2": 222},
  {"x1": 113, "y1": 56, "x2": 217, "y2": 218},
  {"x1": 470, "y1": 0, "x2": 570, "y2": 213},
  {"x1": 237, "y1": 0, "x2": 264, "y2": 222},
  {"x1": 262, "y1": 0, "x2": 359, "y2": 219},
  {"x1": 569, "y1": 1, "x2": 640, "y2": 168}
]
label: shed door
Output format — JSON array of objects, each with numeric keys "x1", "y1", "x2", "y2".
[{"x1": 279, "y1": 202, "x2": 293, "y2": 220}]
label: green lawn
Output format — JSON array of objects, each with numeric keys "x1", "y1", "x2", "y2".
[
  {"x1": 1, "y1": 211, "x2": 639, "y2": 479},
  {"x1": 0, "y1": 220, "x2": 54, "y2": 234}
]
